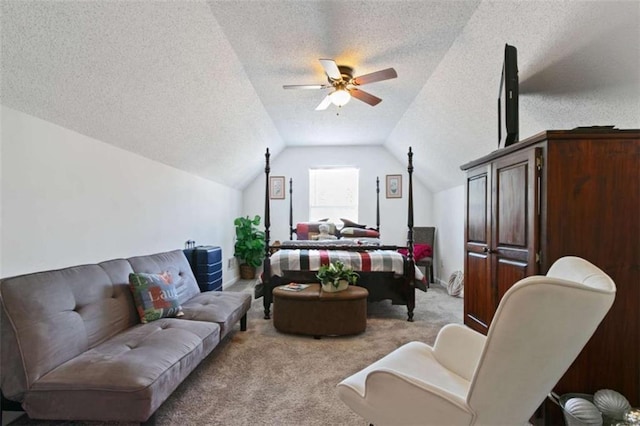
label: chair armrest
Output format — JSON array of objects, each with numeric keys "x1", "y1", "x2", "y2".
[
  {"x1": 433, "y1": 324, "x2": 486, "y2": 381},
  {"x1": 338, "y1": 369, "x2": 473, "y2": 425}
]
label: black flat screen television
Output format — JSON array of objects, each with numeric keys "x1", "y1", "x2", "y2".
[{"x1": 498, "y1": 44, "x2": 519, "y2": 148}]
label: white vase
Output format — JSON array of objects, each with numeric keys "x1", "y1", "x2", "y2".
[{"x1": 322, "y1": 279, "x2": 349, "y2": 293}]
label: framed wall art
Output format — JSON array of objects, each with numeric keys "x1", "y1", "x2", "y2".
[
  {"x1": 386, "y1": 174, "x2": 402, "y2": 199},
  {"x1": 270, "y1": 176, "x2": 285, "y2": 200}
]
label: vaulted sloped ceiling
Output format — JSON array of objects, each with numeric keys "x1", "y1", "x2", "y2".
[
  {"x1": 2, "y1": 1, "x2": 639, "y2": 192},
  {"x1": 1, "y1": 0, "x2": 284, "y2": 190}
]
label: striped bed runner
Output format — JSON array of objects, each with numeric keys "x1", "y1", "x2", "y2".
[{"x1": 269, "y1": 249, "x2": 425, "y2": 283}]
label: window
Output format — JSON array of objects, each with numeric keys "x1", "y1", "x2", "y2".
[{"x1": 309, "y1": 167, "x2": 359, "y2": 224}]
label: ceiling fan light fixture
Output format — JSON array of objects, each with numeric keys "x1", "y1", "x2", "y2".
[
  {"x1": 329, "y1": 88, "x2": 351, "y2": 107},
  {"x1": 284, "y1": 59, "x2": 396, "y2": 110}
]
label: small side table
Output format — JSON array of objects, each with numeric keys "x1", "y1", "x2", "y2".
[{"x1": 272, "y1": 284, "x2": 368, "y2": 338}]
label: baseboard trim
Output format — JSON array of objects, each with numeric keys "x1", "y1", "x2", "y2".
[
  {"x1": 435, "y1": 278, "x2": 447, "y2": 289},
  {"x1": 222, "y1": 278, "x2": 238, "y2": 290}
]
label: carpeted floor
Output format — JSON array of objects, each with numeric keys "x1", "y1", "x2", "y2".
[{"x1": 8, "y1": 282, "x2": 462, "y2": 426}]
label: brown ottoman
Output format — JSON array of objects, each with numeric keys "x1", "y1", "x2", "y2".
[{"x1": 272, "y1": 284, "x2": 368, "y2": 338}]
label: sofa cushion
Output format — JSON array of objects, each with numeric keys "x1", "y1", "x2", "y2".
[
  {"x1": 129, "y1": 271, "x2": 185, "y2": 323},
  {"x1": 23, "y1": 318, "x2": 220, "y2": 422},
  {"x1": 0, "y1": 263, "x2": 137, "y2": 401},
  {"x1": 181, "y1": 291, "x2": 252, "y2": 339}
]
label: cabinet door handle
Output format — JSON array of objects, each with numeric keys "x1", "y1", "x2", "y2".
[{"x1": 483, "y1": 247, "x2": 489, "y2": 253}]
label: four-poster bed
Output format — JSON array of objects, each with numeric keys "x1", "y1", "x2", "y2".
[{"x1": 259, "y1": 147, "x2": 426, "y2": 321}]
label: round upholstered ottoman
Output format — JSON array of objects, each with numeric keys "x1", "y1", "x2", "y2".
[{"x1": 272, "y1": 284, "x2": 368, "y2": 338}]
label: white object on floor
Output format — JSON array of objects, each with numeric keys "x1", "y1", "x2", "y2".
[{"x1": 447, "y1": 270, "x2": 464, "y2": 297}]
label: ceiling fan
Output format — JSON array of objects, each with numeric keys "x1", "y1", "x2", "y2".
[{"x1": 283, "y1": 59, "x2": 397, "y2": 110}]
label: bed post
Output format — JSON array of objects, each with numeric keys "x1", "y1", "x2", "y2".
[
  {"x1": 406, "y1": 147, "x2": 416, "y2": 322},
  {"x1": 289, "y1": 178, "x2": 294, "y2": 240},
  {"x1": 263, "y1": 148, "x2": 272, "y2": 319},
  {"x1": 376, "y1": 176, "x2": 380, "y2": 232}
]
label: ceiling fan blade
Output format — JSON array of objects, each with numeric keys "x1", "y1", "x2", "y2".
[
  {"x1": 315, "y1": 95, "x2": 332, "y2": 111},
  {"x1": 352, "y1": 68, "x2": 398, "y2": 86},
  {"x1": 283, "y1": 84, "x2": 331, "y2": 90},
  {"x1": 350, "y1": 88, "x2": 382, "y2": 106},
  {"x1": 319, "y1": 59, "x2": 342, "y2": 81}
]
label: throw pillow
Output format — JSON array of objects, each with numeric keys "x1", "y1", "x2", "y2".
[
  {"x1": 316, "y1": 223, "x2": 338, "y2": 240},
  {"x1": 397, "y1": 244, "x2": 433, "y2": 261},
  {"x1": 339, "y1": 227, "x2": 380, "y2": 238},
  {"x1": 340, "y1": 218, "x2": 367, "y2": 228},
  {"x1": 129, "y1": 271, "x2": 184, "y2": 324},
  {"x1": 296, "y1": 222, "x2": 337, "y2": 240}
]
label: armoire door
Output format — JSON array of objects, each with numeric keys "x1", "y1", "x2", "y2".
[
  {"x1": 464, "y1": 165, "x2": 493, "y2": 334},
  {"x1": 491, "y1": 148, "x2": 541, "y2": 301}
]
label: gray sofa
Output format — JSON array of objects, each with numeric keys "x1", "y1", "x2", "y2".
[{"x1": 0, "y1": 249, "x2": 252, "y2": 424}]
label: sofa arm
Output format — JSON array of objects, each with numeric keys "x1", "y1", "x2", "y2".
[{"x1": 433, "y1": 324, "x2": 486, "y2": 381}]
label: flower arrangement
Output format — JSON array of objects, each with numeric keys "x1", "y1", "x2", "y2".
[{"x1": 316, "y1": 260, "x2": 359, "y2": 290}]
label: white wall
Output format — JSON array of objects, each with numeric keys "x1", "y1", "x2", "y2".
[
  {"x1": 243, "y1": 145, "x2": 434, "y2": 247},
  {"x1": 433, "y1": 185, "x2": 465, "y2": 287},
  {"x1": 1, "y1": 106, "x2": 242, "y2": 286}
]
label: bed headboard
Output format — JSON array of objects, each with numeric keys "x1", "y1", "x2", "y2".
[{"x1": 287, "y1": 176, "x2": 381, "y2": 240}]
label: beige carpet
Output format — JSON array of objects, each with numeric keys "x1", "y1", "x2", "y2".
[{"x1": 9, "y1": 283, "x2": 462, "y2": 426}]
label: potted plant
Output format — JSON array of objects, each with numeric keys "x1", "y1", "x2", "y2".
[
  {"x1": 233, "y1": 215, "x2": 266, "y2": 279},
  {"x1": 316, "y1": 260, "x2": 359, "y2": 293}
]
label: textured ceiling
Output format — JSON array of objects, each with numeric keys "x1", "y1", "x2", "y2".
[
  {"x1": 2, "y1": 1, "x2": 639, "y2": 192},
  {"x1": 210, "y1": 1, "x2": 479, "y2": 147}
]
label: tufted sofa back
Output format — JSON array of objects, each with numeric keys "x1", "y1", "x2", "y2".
[
  {"x1": 126, "y1": 250, "x2": 200, "y2": 305},
  {"x1": 0, "y1": 250, "x2": 200, "y2": 401}
]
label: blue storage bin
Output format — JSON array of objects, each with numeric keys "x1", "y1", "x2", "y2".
[
  {"x1": 183, "y1": 246, "x2": 223, "y2": 292},
  {"x1": 195, "y1": 246, "x2": 222, "y2": 264}
]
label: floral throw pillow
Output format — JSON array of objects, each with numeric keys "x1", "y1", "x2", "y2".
[{"x1": 128, "y1": 271, "x2": 184, "y2": 324}]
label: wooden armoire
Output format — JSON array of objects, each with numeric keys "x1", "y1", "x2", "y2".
[{"x1": 460, "y1": 128, "x2": 639, "y2": 423}]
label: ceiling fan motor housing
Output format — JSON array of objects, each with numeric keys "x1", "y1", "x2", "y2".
[{"x1": 334, "y1": 65, "x2": 354, "y2": 83}]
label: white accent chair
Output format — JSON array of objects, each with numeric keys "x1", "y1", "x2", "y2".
[{"x1": 337, "y1": 256, "x2": 616, "y2": 425}]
